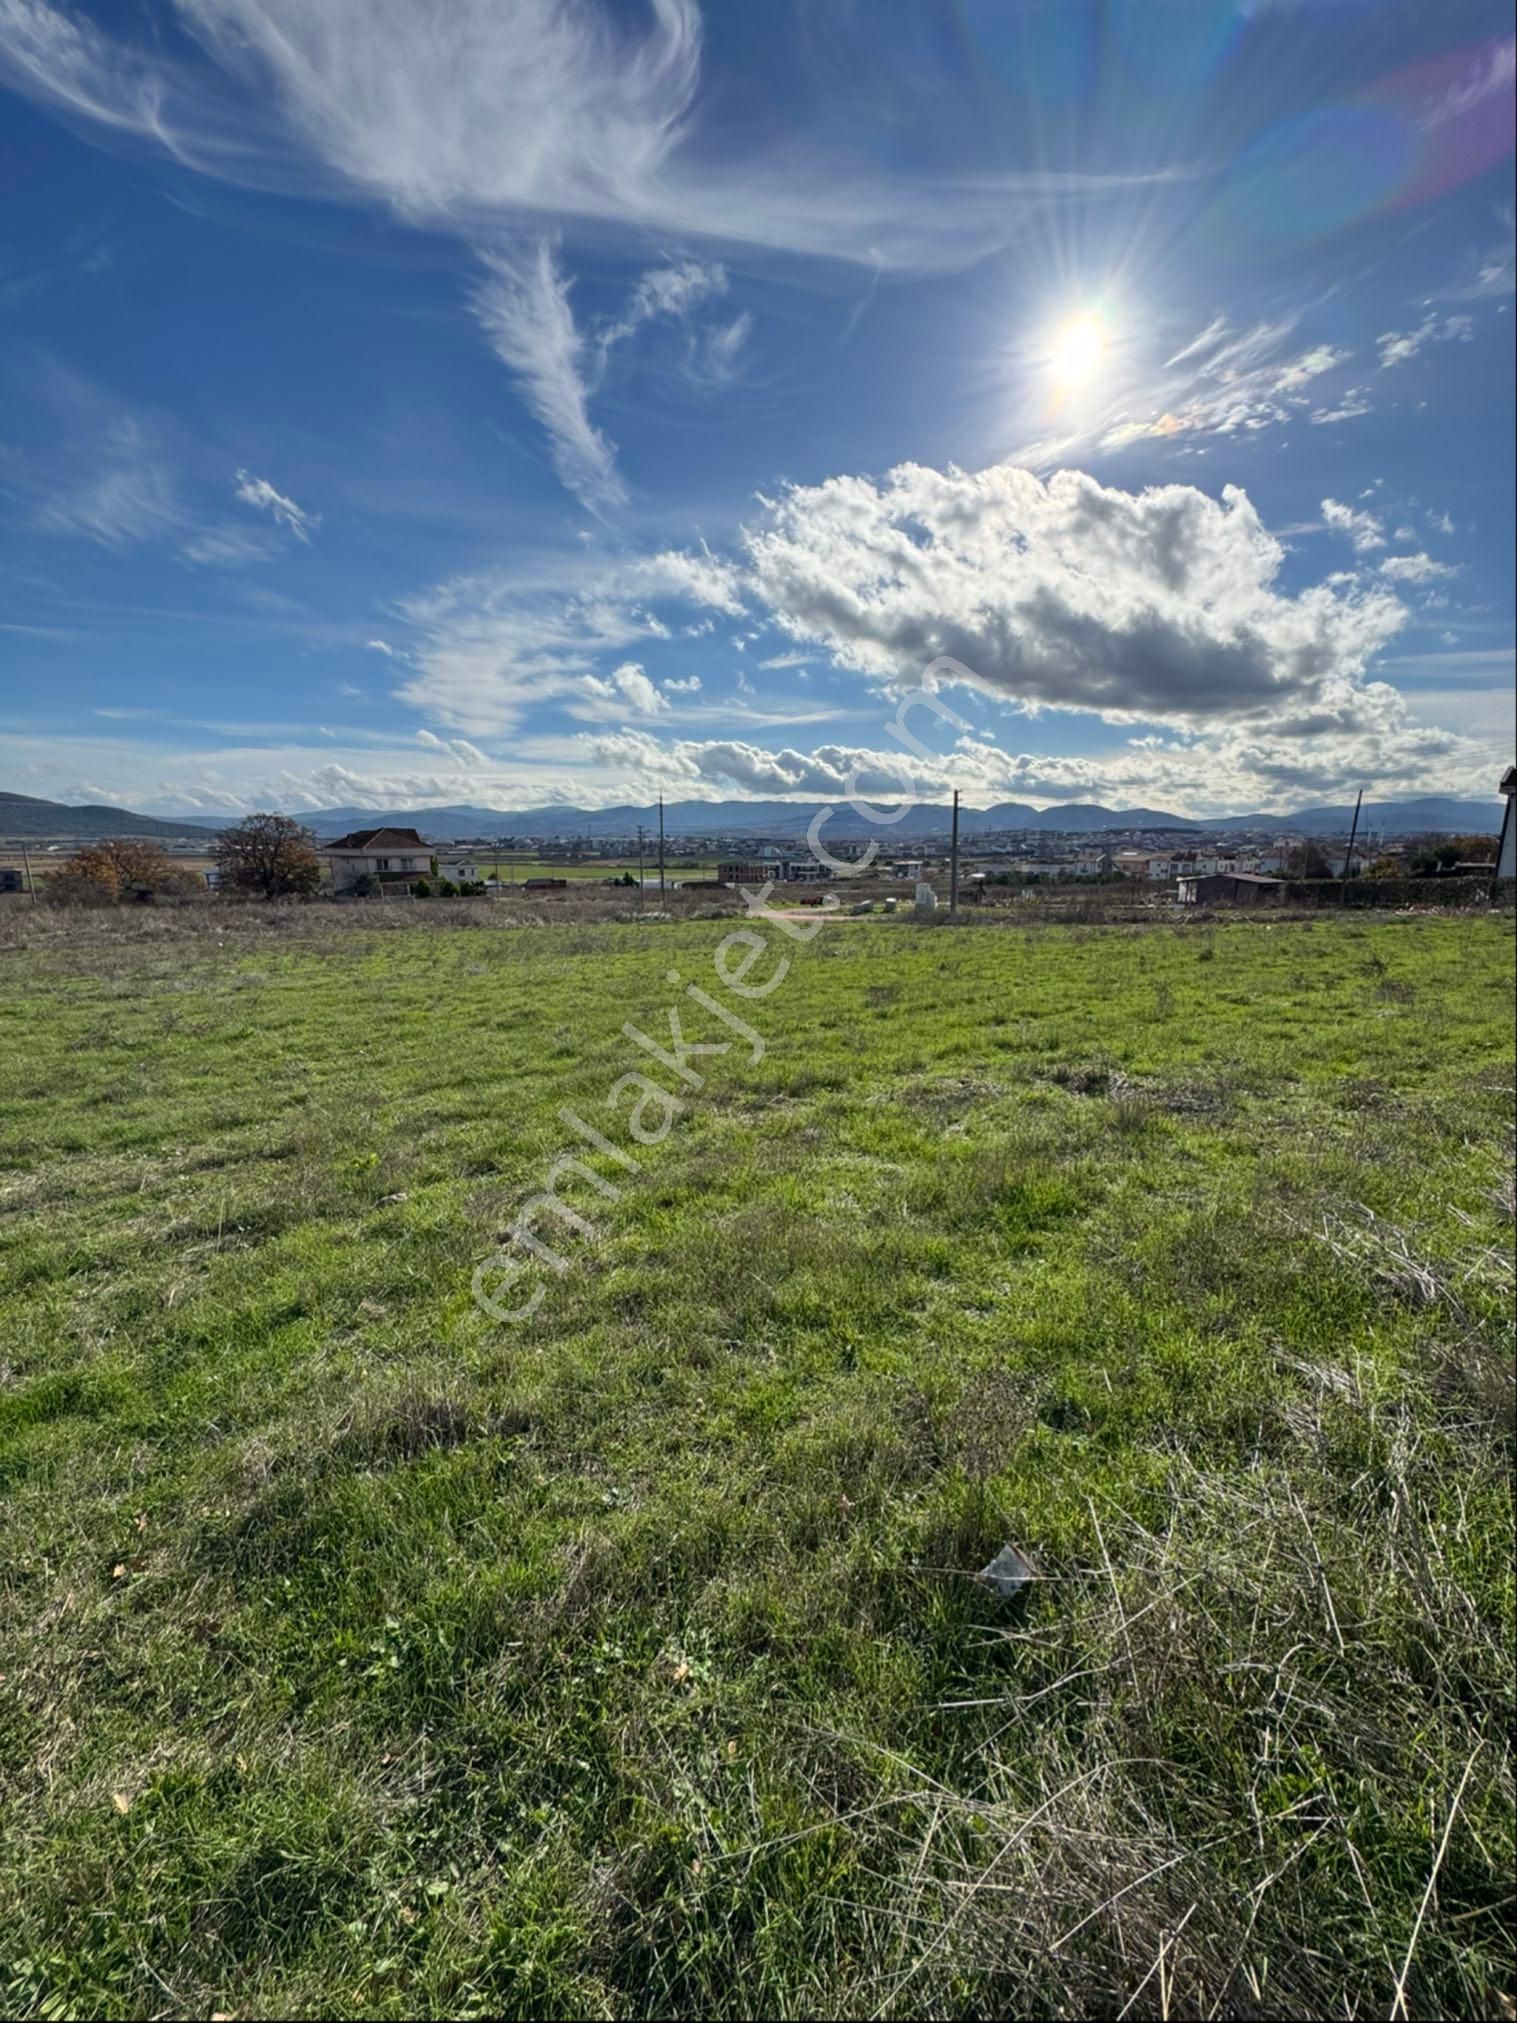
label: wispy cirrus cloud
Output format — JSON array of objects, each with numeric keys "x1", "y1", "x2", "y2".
[
  {"x1": 1420, "y1": 34, "x2": 1516, "y2": 131},
  {"x1": 1023, "y1": 314, "x2": 1364, "y2": 466},
  {"x1": 233, "y1": 468, "x2": 317, "y2": 540},
  {"x1": 36, "y1": 412, "x2": 180, "y2": 549},
  {"x1": 0, "y1": 0, "x2": 1207, "y2": 514},
  {"x1": 416, "y1": 727, "x2": 489, "y2": 765},
  {"x1": 1105, "y1": 321, "x2": 1352, "y2": 446},
  {"x1": 181, "y1": 521, "x2": 282, "y2": 566},
  {"x1": 469, "y1": 247, "x2": 750, "y2": 510},
  {"x1": 0, "y1": 0, "x2": 188, "y2": 145},
  {"x1": 694, "y1": 311, "x2": 751, "y2": 385},
  {"x1": 1430, "y1": 206, "x2": 1516, "y2": 302},
  {"x1": 596, "y1": 257, "x2": 750, "y2": 391},
  {"x1": 391, "y1": 545, "x2": 746, "y2": 734},
  {"x1": 0, "y1": 0, "x2": 1188, "y2": 270},
  {"x1": 473, "y1": 240, "x2": 624, "y2": 513},
  {"x1": 1309, "y1": 390, "x2": 1372, "y2": 426},
  {"x1": 596, "y1": 258, "x2": 728, "y2": 358}
]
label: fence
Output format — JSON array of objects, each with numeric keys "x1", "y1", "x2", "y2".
[{"x1": 1282, "y1": 876, "x2": 1501, "y2": 909}]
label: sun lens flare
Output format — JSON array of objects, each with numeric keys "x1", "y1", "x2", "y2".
[{"x1": 1047, "y1": 309, "x2": 1108, "y2": 389}]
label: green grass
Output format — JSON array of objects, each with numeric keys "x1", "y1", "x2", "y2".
[
  {"x1": 0, "y1": 909, "x2": 1512, "y2": 2019},
  {"x1": 470, "y1": 856, "x2": 720, "y2": 883}
]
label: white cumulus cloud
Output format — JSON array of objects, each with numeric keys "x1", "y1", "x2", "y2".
[
  {"x1": 576, "y1": 660, "x2": 668, "y2": 718},
  {"x1": 743, "y1": 463, "x2": 1406, "y2": 726},
  {"x1": 1321, "y1": 497, "x2": 1387, "y2": 554},
  {"x1": 1376, "y1": 314, "x2": 1474, "y2": 369},
  {"x1": 1377, "y1": 552, "x2": 1456, "y2": 584}
]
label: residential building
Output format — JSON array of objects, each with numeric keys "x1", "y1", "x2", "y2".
[
  {"x1": 1017, "y1": 859, "x2": 1086, "y2": 880},
  {"x1": 1111, "y1": 851, "x2": 1174, "y2": 881},
  {"x1": 323, "y1": 828, "x2": 432, "y2": 892},
  {"x1": 719, "y1": 858, "x2": 832, "y2": 885}
]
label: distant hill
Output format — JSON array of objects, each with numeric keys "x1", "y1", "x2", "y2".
[
  {"x1": 10, "y1": 788, "x2": 1503, "y2": 846},
  {"x1": 285, "y1": 794, "x2": 1504, "y2": 842},
  {"x1": 0, "y1": 793, "x2": 217, "y2": 842},
  {"x1": 1005, "y1": 803, "x2": 1200, "y2": 832},
  {"x1": 1210, "y1": 796, "x2": 1503, "y2": 838},
  {"x1": 289, "y1": 798, "x2": 1204, "y2": 841}
]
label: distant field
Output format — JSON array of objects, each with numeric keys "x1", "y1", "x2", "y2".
[
  {"x1": 0, "y1": 847, "x2": 219, "y2": 881},
  {"x1": 467, "y1": 856, "x2": 722, "y2": 884},
  {"x1": 0, "y1": 851, "x2": 718, "y2": 897},
  {"x1": 0, "y1": 910, "x2": 1512, "y2": 2019},
  {"x1": 0, "y1": 850, "x2": 707, "y2": 883}
]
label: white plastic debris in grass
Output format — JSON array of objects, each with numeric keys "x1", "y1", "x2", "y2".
[{"x1": 977, "y1": 1542, "x2": 1039, "y2": 1598}]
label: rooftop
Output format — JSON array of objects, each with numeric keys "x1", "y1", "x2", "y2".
[{"x1": 324, "y1": 828, "x2": 429, "y2": 851}]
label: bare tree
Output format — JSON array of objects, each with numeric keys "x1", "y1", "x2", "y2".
[
  {"x1": 214, "y1": 813, "x2": 322, "y2": 900},
  {"x1": 46, "y1": 839, "x2": 191, "y2": 905},
  {"x1": 1286, "y1": 840, "x2": 1334, "y2": 880}
]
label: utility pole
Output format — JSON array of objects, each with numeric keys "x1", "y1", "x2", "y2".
[
  {"x1": 1341, "y1": 787, "x2": 1364, "y2": 903},
  {"x1": 949, "y1": 789, "x2": 960, "y2": 915},
  {"x1": 637, "y1": 824, "x2": 645, "y2": 913},
  {"x1": 658, "y1": 794, "x2": 666, "y2": 898},
  {"x1": 19, "y1": 840, "x2": 37, "y2": 905}
]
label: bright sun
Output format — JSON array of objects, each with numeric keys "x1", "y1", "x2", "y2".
[{"x1": 1048, "y1": 310, "x2": 1107, "y2": 389}]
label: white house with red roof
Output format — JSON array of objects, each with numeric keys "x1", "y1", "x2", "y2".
[{"x1": 323, "y1": 827, "x2": 433, "y2": 892}]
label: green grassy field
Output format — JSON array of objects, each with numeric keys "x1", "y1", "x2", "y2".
[
  {"x1": 471, "y1": 857, "x2": 721, "y2": 884},
  {"x1": 1, "y1": 909, "x2": 1512, "y2": 2020}
]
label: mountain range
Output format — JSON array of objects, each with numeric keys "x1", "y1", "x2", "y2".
[
  {"x1": 1, "y1": 789, "x2": 1504, "y2": 843},
  {"x1": 200, "y1": 793, "x2": 1506, "y2": 842},
  {"x1": 0, "y1": 792, "x2": 215, "y2": 842},
  {"x1": 277, "y1": 798, "x2": 1212, "y2": 840}
]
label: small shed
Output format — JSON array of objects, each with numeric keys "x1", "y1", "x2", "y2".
[{"x1": 1178, "y1": 871, "x2": 1284, "y2": 906}]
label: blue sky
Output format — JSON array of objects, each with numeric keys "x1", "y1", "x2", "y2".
[{"x1": 2, "y1": 0, "x2": 1513, "y2": 818}]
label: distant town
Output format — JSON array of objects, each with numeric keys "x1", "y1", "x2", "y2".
[{"x1": 3, "y1": 780, "x2": 1513, "y2": 905}]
